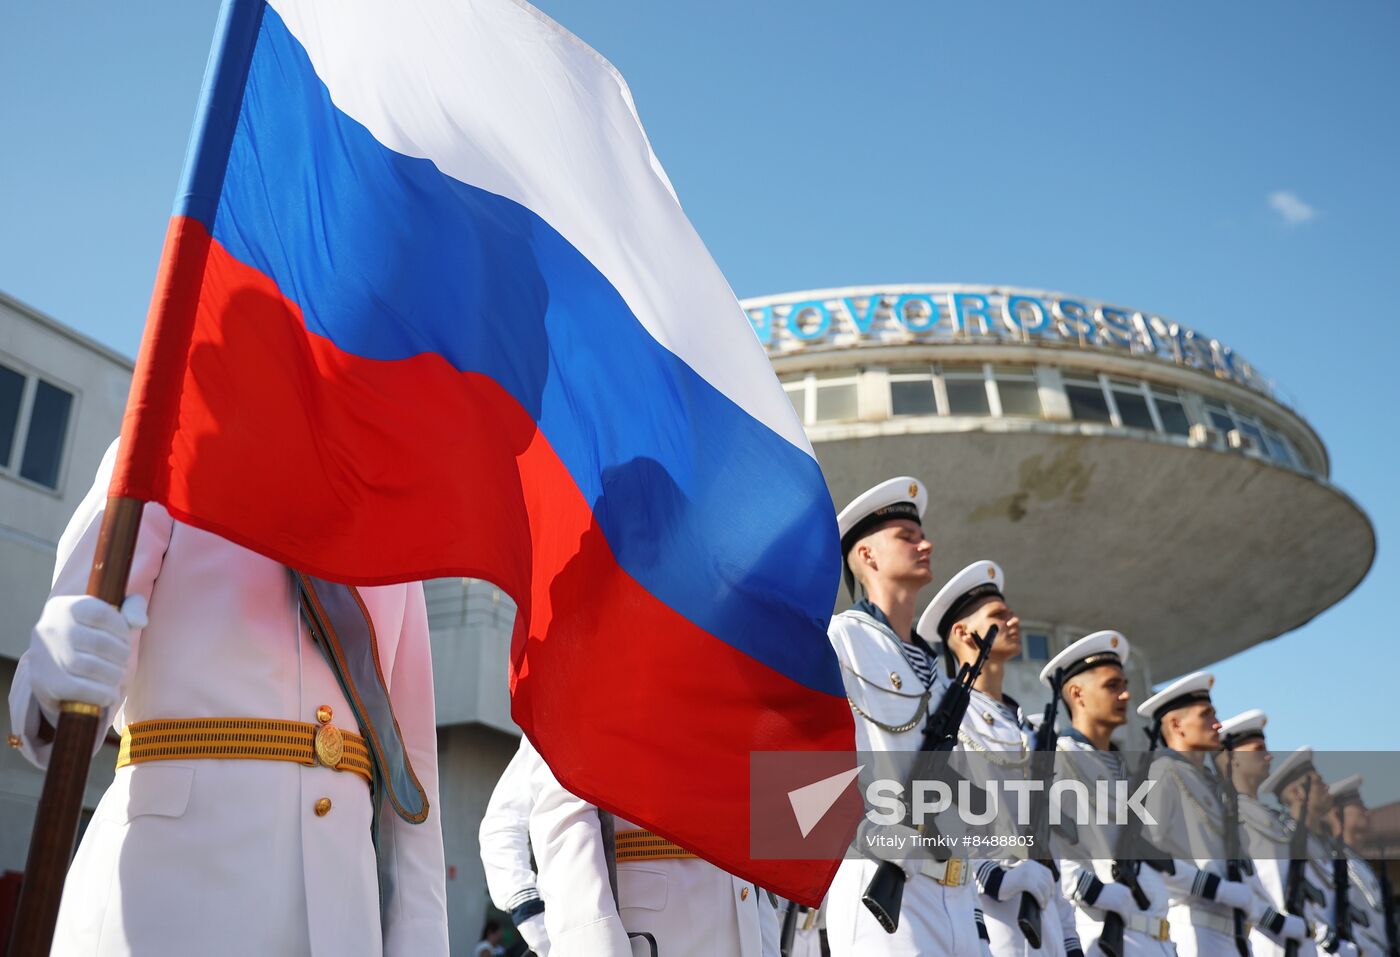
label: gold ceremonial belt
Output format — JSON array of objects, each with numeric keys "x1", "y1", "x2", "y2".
[
  {"x1": 615, "y1": 828, "x2": 699, "y2": 863},
  {"x1": 117, "y1": 717, "x2": 372, "y2": 785}
]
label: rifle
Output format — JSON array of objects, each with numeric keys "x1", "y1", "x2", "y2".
[
  {"x1": 1379, "y1": 866, "x2": 1398, "y2": 957},
  {"x1": 1016, "y1": 669, "x2": 1066, "y2": 949},
  {"x1": 1220, "y1": 749, "x2": 1251, "y2": 957},
  {"x1": 1096, "y1": 722, "x2": 1161, "y2": 957},
  {"x1": 779, "y1": 899, "x2": 799, "y2": 957},
  {"x1": 1282, "y1": 775, "x2": 1315, "y2": 957},
  {"x1": 861, "y1": 624, "x2": 999, "y2": 934},
  {"x1": 1325, "y1": 846, "x2": 1352, "y2": 953}
]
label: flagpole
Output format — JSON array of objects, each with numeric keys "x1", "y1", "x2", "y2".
[
  {"x1": 7, "y1": 2, "x2": 265, "y2": 953},
  {"x1": 8, "y1": 499, "x2": 144, "y2": 956}
]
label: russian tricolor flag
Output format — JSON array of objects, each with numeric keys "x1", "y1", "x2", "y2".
[{"x1": 113, "y1": 0, "x2": 854, "y2": 902}]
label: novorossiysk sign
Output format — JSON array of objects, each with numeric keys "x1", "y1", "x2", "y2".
[{"x1": 745, "y1": 286, "x2": 1271, "y2": 397}]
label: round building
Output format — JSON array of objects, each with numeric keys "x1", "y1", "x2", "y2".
[{"x1": 744, "y1": 283, "x2": 1374, "y2": 706}]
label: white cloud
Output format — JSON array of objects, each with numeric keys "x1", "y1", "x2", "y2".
[{"x1": 1268, "y1": 190, "x2": 1317, "y2": 226}]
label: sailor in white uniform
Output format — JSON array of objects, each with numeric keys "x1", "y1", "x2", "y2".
[
  {"x1": 1137, "y1": 672, "x2": 1288, "y2": 957},
  {"x1": 1329, "y1": 776, "x2": 1391, "y2": 957},
  {"x1": 478, "y1": 735, "x2": 778, "y2": 957},
  {"x1": 1216, "y1": 709, "x2": 1314, "y2": 957},
  {"x1": 8, "y1": 439, "x2": 448, "y2": 956},
  {"x1": 479, "y1": 739, "x2": 551, "y2": 955},
  {"x1": 824, "y1": 477, "x2": 982, "y2": 957},
  {"x1": 1259, "y1": 749, "x2": 1358, "y2": 957},
  {"x1": 1041, "y1": 631, "x2": 1174, "y2": 957},
  {"x1": 920, "y1": 561, "x2": 1083, "y2": 957}
]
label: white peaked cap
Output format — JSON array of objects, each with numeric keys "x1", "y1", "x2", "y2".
[
  {"x1": 917, "y1": 560, "x2": 1005, "y2": 641},
  {"x1": 837, "y1": 476, "x2": 928, "y2": 545},
  {"x1": 1259, "y1": 746, "x2": 1316, "y2": 798},
  {"x1": 1136, "y1": 670, "x2": 1214, "y2": 721},
  {"x1": 1040, "y1": 630, "x2": 1130, "y2": 688},
  {"x1": 1218, "y1": 709, "x2": 1268, "y2": 748},
  {"x1": 1329, "y1": 774, "x2": 1364, "y2": 806}
]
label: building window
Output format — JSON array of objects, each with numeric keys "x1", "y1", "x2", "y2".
[
  {"x1": 1064, "y1": 374, "x2": 1112, "y2": 423},
  {"x1": 889, "y1": 365, "x2": 937, "y2": 417},
  {"x1": 991, "y1": 365, "x2": 1042, "y2": 418},
  {"x1": 0, "y1": 360, "x2": 75, "y2": 491},
  {"x1": 782, "y1": 378, "x2": 806, "y2": 420},
  {"x1": 1024, "y1": 633, "x2": 1051, "y2": 661},
  {"x1": 1108, "y1": 378, "x2": 1156, "y2": 431},
  {"x1": 0, "y1": 363, "x2": 24, "y2": 470},
  {"x1": 941, "y1": 364, "x2": 991, "y2": 416},
  {"x1": 813, "y1": 369, "x2": 859, "y2": 422},
  {"x1": 1152, "y1": 388, "x2": 1192, "y2": 436}
]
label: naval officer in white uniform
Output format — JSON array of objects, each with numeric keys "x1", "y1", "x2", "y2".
[
  {"x1": 1260, "y1": 751, "x2": 1361, "y2": 957},
  {"x1": 1216, "y1": 709, "x2": 1314, "y2": 957},
  {"x1": 1040, "y1": 631, "x2": 1174, "y2": 957},
  {"x1": 920, "y1": 561, "x2": 1082, "y2": 957},
  {"x1": 8, "y1": 439, "x2": 448, "y2": 955},
  {"x1": 824, "y1": 477, "x2": 982, "y2": 957},
  {"x1": 478, "y1": 734, "x2": 779, "y2": 957},
  {"x1": 1139, "y1": 672, "x2": 1302, "y2": 957},
  {"x1": 479, "y1": 738, "x2": 552, "y2": 955},
  {"x1": 1329, "y1": 776, "x2": 1391, "y2": 957}
]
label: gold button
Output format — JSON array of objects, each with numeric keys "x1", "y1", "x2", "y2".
[
  {"x1": 314, "y1": 797, "x2": 332, "y2": 817},
  {"x1": 316, "y1": 705, "x2": 333, "y2": 724},
  {"x1": 890, "y1": 672, "x2": 903, "y2": 690},
  {"x1": 7, "y1": 734, "x2": 20, "y2": 749},
  {"x1": 740, "y1": 887, "x2": 750, "y2": 901}
]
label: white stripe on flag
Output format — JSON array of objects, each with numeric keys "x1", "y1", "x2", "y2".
[{"x1": 268, "y1": 0, "x2": 812, "y2": 454}]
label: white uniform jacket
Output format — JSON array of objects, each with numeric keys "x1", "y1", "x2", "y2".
[
  {"x1": 1345, "y1": 849, "x2": 1391, "y2": 957},
  {"x1": 1143, "y1": 752, "x2": 1275, "y2": 957},
  {"x1": 956, "y1": 690, "x2": 1080, "y2": 957},
  {"x1": 479, "y1": 738, "x2": 546, "y2": 940},
  {"x1": 499, "y1": 736, "x2": 777, "y2": 957},
  {"x1": 8, "y1": 441, "x2": 447, "y2": 956},
  {"x1": 1237, "y1": 795, "x2": 1318, "y2": 957},
  {"x1": 1054, "y1": 733, "x2": 1173, "y2": 957},
  {"x1": 824, "y1": 609, "x2": 980, "y2": 957}
]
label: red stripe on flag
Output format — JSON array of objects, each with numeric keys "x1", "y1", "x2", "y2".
[{"x1": 110, "y1": 218, "x2": 853, "y2": 903}]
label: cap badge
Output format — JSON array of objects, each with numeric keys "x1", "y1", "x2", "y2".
[
  {"x1": 1110, "y1": 636, "x2": 1119, "y2": 648},
  {"x1": 987, "y1": 566, "x2": 996, "y2": 579},
  {"x1": 1208, "y1": 676, "x2": 1215, "y2": 689},
  {"x1": 908, "y1": 482, "x2": 919, "y2": 497}
]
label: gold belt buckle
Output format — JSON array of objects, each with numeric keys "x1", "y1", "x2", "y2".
[
  {"x1": 937, "y1": 858, "x2": 964, "y2": 887},
  {"x1": 1156, "y1": 918, "x2": 1171, "y2": 942},
  {"x1": 314, "y1": 722, "x2": 345, "y2": 769}
]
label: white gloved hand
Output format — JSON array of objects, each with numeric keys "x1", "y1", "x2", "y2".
[
  {"x1": 857, "y1": 821, "x2": 924, "y2": 881},
  {"x1": 27, "y1": 594, "x2": 147, "y2": 722},
  {"x1": 1090, "y1": 880, "x2": 1139, "y2": 919},
  {"x1": 517, "y1": 911, "x2": 549, "y2": 956},
  {"x1": 995, "y1": 860, "x2": 1054, "y2": 908},
  {"x1": 1212, "y1": 877, "x2": 1255, "y2": 913},
  {"x1": 1275, "y1": 913, "x2": 1309, "y2": 944}
]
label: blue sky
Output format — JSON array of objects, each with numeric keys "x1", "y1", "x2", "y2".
[{"x1": 2, "y1": 4, "x2": 1396, "y2": 791}]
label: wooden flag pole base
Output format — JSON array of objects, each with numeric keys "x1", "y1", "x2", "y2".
[{"x1": 8, "y1": 497, "x2": 144, "y2": 957}]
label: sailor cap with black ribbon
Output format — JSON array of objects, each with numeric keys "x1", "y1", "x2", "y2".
[
  {"x1": 836, "y1": 476, "x2": 928, "y2": 595},
  {"x1": 1135, "y1": 670, "x2": 1214, "y2": 723},
  {"x1": 1218, "y1": 709, "x2": 1268, "y2": 750},
  {"x1": 1259, "y1": 746, "x2": 1315, "y2": 798},
  {"x1": 1329, "y1": 773, "x2": 1364, "y2": 808},
  {"x1": 1039, "y1": 630, "x2": 1130, "y2": 689},
  {"x1": 917, "y1": 560, "x2": 1005, "y2": 642}
]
